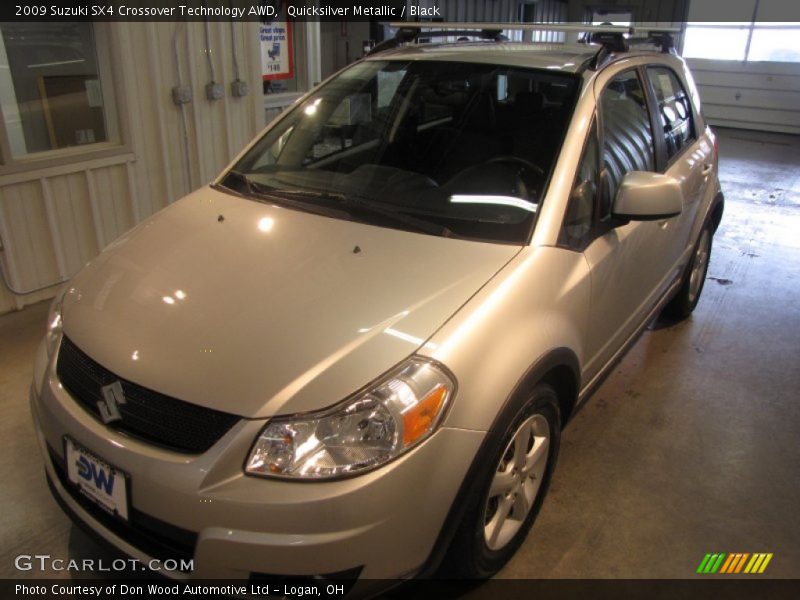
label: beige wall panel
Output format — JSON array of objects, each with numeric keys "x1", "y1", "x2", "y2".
[
  {"x1": 0, "y1": 182, "x2": 60, "y2": 291},
  {"x1": 116, "y1": 23, "x2": 161, "y2": 218},
  {"x1": 0, "y1": 21, "x2": 264, "y2": 315},
  {"x1": 46, "y1": 173, "x2": 98, "y2": 274}
]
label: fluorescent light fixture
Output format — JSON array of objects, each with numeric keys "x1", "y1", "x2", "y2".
[{"x1": 449, "y1": 194, "x2": 537, "y2": 213}]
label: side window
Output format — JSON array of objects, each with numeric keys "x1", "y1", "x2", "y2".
[
  {"x1": 561, "y1": 118, "x2": 599, "y2": 249},
  {"x1": 599, "y1": 70, "x2": 655, "y2": 218},
  {"x1": 647, "y1": 66, "x2": 696, "y2": 161}
]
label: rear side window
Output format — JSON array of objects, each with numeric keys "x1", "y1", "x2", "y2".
[
  {"x1": 599, "y1": 69, "x2": 655, "y2": 217},
  {"x1": 647, "y1": 66, "x2": 695, "y2": 161}
]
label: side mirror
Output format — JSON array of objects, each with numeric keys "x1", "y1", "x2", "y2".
[{"x1": 612, "y1": 171, "x2": 683, "y2": 221}]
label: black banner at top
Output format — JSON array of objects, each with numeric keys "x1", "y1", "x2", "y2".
[
  {"x1": 3, "y1": 0, "x2": 412, "y2": 22},
  {"x1": 3, "y1": 0, "x2": 800, "y2": 23}
]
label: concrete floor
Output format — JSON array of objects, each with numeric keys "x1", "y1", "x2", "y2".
[{"x1": 1, "y1": 127, "x2": 798, "y2": 581}]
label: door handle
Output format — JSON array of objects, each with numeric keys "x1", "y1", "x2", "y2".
[{"x1": 701, "y1": 163, "x2": 713, "y2": 176}]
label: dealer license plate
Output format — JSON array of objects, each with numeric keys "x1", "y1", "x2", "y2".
[{"x1": 65, "y1": 437, "x2": 129, "y2": 520}]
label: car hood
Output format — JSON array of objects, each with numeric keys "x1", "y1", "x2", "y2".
[{"x1": 62, "y1": 186, "x2": 519, "y2": 418}]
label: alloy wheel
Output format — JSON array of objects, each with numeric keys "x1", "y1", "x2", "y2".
[{"x1": 483, "y1": 414, "x2": 550, "y2": 551}]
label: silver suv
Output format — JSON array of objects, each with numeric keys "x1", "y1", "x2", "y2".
[{"x1": 31, "y1": 24, "x2": 723, "y2": 585}]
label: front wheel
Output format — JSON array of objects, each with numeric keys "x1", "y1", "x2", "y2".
[
  {"x1": 442, "y1": 384, "x2": 561, "y2": 578},
  {"x1": 663, "y1": 223, "x2": 713, "y2": 319}
]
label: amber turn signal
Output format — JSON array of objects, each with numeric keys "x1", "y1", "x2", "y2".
[{"x1": 402, "y1": 384, "x2": 449, "y2": 446}]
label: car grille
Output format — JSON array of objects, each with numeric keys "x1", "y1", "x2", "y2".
[
  {"x1": 56, "y1": 336, "x2": 240, "y2": 454},
  {"x1": 47, "y1": 444, "x2": 196, "y2": 567}
]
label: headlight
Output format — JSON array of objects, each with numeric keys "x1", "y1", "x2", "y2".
[
  {"x1": 45, "y1": 287, "x2": 66, "y2": 357},
  {"x1": 245, "y1": 358, "x2": 455, "y2": 480}
]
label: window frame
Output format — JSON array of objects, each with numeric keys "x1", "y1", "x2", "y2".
[
  {"x1": 558, "y1": 65, "x2": 664, "y2": 251},
  {"x1": 558, "y1": 114, "x2": 600, "y2": 251},
  {"x1": 0, "y1": 22, "x2": 130, "y2": 176},
  {"x1": 596, "y1": 66, "x2": 659, "y2": 224},
  {"x1": 643, "y1": 64, "x2": 699, "y2": 170}
]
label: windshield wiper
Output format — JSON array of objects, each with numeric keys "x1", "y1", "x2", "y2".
[
  {"x1": 269, "y1": 189, "x2": 455, "y2": 238},
  {"x1": 215, "y1": 173, "x2": 354, "y2": 221}
]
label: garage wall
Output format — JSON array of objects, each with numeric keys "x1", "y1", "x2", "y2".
[
  {"x1": 0, "y1": 21, "x2": 264, "y2": 315},
  {"x1": 320, "y1": 21, "x2": 371, "y2": 80},
  {"x1": 682, "y1": 0, "x2": 800, "y2": 134},
  {"x1": 687, "y1": 59, "x2": 800, "y2": 134}
]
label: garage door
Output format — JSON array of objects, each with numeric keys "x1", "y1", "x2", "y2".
[
  {"x1": 686, "y1": 59, "x2": 800, "y2": 134},
  {"x1": 683, "y1": 0, "x2": 800, "y2": 134}
]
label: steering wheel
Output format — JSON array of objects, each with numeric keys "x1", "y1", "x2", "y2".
[{"x1": 485, "y1": 155, "x2": 545, "y2": 176}]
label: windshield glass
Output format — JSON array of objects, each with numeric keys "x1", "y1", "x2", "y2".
[{"x1": 227, "y1": 59, "x2": 579, "y2": 244}]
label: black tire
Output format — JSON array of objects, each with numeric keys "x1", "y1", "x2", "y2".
[
  {"x1": 441, "y1": 383, "x2": 561, "y2": 578},
  {"x1": 663, "y1": 223, "x2": 713, "y2": 319}
]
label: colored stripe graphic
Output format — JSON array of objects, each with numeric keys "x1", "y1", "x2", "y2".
[
  {"x1": 700, "y1": 553, "x2": 773, "y2": 574},
  {"x1": 719, "y1": 554, "x2": 735, "y2": 573},
  {"x1": 711, "y1": 553, "x2": 726, "y2": 573},
  {"x1": 744, "y1": 554, "x2": 761, "y2": 573},
  {"x1": 701, "y1": 553, "x2": 727, "y2": 573},
  {"x1": 697, "y1": 554, "x2": 713, "y2": 573},
  {"x1": 758, "y1": 553, "x2": 773, "y2": 573},
  {"x1": 735, "y1": 553, "x2": 749, "y2": 573},
  {"x1": 721, "y1": 553, "x2": 749, "y2": 573}
]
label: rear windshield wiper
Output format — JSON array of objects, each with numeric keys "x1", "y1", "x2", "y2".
[{"x1": 270, "y1": 189, "x2": 455, "y2": 238}]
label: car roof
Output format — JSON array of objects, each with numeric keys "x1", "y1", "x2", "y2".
[{"x1": 366, "y1": 42, "x2": 602, "y2": 73}]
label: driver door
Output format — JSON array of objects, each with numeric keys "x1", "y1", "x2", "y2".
[{"x1": 576, "y1": 68, "x2": 678, "y2": 382}]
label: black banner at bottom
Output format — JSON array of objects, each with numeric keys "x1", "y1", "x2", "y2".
[{"x1": 4, "y1": 579, "x2": 800, "y2": 600}]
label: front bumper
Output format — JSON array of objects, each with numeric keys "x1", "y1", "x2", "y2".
[{"x1": 31, "y1": 346, "x2": 485, "y2": 580}]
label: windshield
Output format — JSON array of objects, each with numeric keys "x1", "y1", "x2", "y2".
[{"x1": 226, "y1": 59, "x2": 579, "y2": 244}]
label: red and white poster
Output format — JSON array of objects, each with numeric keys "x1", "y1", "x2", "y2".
[{"x1": 260, "y1": 21, "x2": 294, "y2": 81}]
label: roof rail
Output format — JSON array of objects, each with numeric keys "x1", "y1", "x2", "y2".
[
  {"x1": 385, "y1": 22, "x2": 638, "y2": 35},
  {"x1": 368, "y1": 26, "x2": 507, "y2": 56},
  {"x1": 371, "y1": 22, "x2": 680, "y2": 67}
]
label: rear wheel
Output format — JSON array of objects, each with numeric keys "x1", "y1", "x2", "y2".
[
  {"x1": 443, "y1": 384, "x2": 561, "y2": 578},
  {"x1": 663, "y1": 224, "x2": 712, "y2": 319}
]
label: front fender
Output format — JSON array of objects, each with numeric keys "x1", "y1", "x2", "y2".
[{"x1": 421, "y1": 246, "x2": 590, "y2": 432}]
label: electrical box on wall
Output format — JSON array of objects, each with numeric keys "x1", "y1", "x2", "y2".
[
  {"x1": 231, "y1": 80, "x2": 249, "y2": 97},
  {"x1": 172, "y1": 85, "x2": 192, "y2": 104},
  {"x1": 206, "y1": 82, "x2": 224, "y2": 101}
]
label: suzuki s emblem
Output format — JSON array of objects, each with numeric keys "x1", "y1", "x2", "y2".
[{"x1": 98, "y1": 381, "x2": 126, "y2": 424}]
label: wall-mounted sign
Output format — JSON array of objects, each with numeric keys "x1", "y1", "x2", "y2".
[{"x1": 260, "y1": 21, "x2": 294, "y2": 81}]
